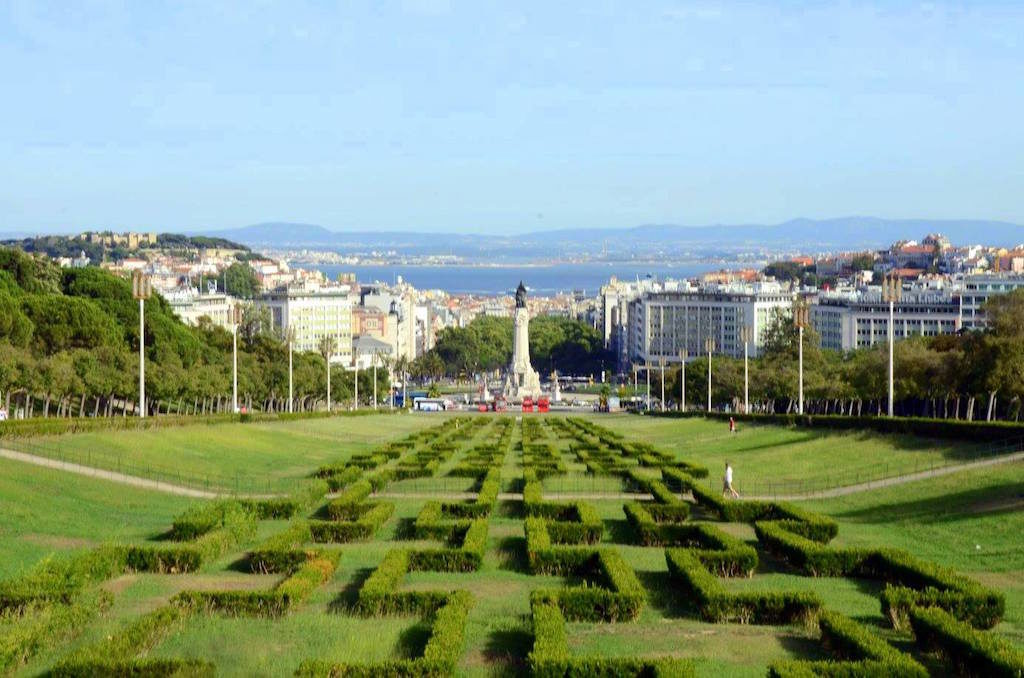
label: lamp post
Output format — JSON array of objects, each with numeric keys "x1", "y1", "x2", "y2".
[
  {"x1": 740, "y1": 326, "x2": 753, "y2": 414},
  {"x1": 704, "y1": 337, "x2": 715, "y2": 412},
  {"x1": 678, "y1": 348, "x2": 688, "y2": 412},
  {"x1": 354, "y1": 358, "x2": 359, "y2": 411},
  {"x1": 659, "y1": 356, "x2": 666, "y2": 412},
  {"x1": 372, "y1": 351, "x2": 378, "y2": 410},
  {"x1": 793, "y1": 298, "x2": 809, "y2": 415},
  {"x1": 286, "y1": 327, "x2": 295, "y2": 413},
  {"x1": 882, "y1": 273, "x2": 900, "y2": 417},
  {"x1": 645, "y1": 360, "x2": 651, "y2": 409},
  {"x1": 320, "y1": 336, "x2": 336, "y2": 413},
  {"x1": 232, "y1": 303, "x2": 243, "y2": 413},
  {"x1": 131, "y1": 271, "x2": 152, "y2": 418}
]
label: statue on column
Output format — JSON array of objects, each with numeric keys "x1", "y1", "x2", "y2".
[{"x1": 504, "y1": 281, "x2": 542, "y2": 401}]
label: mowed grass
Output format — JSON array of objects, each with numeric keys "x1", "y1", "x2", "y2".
[
  {"x1": 0, "y1": 458, "x2": 192, "y2": 579},
  {"x1": 595, "y1": 413, "x2": 996, "y2": 493},
  {"x1": 4, "y1": 413, "x2": 443, "y2": 493},
  {"x1": 5, "y1": 413, "x2": 1022, "y2": 675}
]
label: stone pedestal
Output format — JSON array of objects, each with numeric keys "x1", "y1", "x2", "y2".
[{"x1": 504, "y1": 306, "x2": 541, "y2": 400}]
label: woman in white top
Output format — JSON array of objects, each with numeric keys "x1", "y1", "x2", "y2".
[{"x1": 722, "y1": 462, "x2": 740, "y2": 498}]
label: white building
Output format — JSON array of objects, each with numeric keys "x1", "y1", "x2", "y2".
[
  {"x1": 164, "y1": 285, "x2": 238, "y2": 330},
  {"x1": 261, "y1": 283, "x2": 354, "y2": 362},
  {"x1": 627, "y1": 283, "x2": 795, "y2": 365},
  {"x1": 811, "y1": 291, "x2": 963, "y2": 351},
  {"x1": 960, "y1": 273, "x2": 1024, "y2": 331}
]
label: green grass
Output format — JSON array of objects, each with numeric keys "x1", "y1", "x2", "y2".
[
  {"x1": 4, "y1": 413, "x2": 441, "y2": 493},
  {"x1": 3, "y1": 414, "x2": 1022, "y2": 676},
  {"x1": 597, "y1": 413, "x2": 1000, "y2": 494},
  {"x1": 0, "y1": 458, "x2": 192, "y2": 579}
]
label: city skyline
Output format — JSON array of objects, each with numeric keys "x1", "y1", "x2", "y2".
[{"x1": 2, "y1": 2, "x2": 1024, "y2": 234}]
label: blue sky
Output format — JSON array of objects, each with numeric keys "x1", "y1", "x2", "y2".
[{"x1": 1, "y1": 1, "x2": 1022, "y2": 234}]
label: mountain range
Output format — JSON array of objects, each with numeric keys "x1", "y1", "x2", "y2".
[{"x1": 189, "y1": 217, "x2": 1024, "y2": 258}]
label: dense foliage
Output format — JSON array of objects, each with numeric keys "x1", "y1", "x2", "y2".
[
  {"x1": 412, "y1": 314, "x2": 612, "y2": 378},
  {"x1": 0, "y1": 249, "x2": 385, "y2": 413}
]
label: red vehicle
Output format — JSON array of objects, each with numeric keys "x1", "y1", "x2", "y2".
[
  {"x1": 522, "y1": 396, "x2": 534, "y2": 413},
  {"x1": 537, "y1": 396, "x2": 550, "y2": 413},
  {"x1": 477, "y1": 403, "x2": 489, "y2": 412}
]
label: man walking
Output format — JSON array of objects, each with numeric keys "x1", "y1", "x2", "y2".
[{"x1": 723, "y1": 461, "x2": 740, "y2": 498}]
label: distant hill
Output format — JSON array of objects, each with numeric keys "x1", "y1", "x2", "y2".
[{"x1": 192, "y1": 217, "x2": 1024, "y2": 256}]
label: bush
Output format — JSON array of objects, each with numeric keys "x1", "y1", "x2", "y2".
[
  {"x1": 665, "y1": 549, "x2": 820, "y2": 624},
  {"x1": 0, "y1": 589, "x2": 112, "y2": 674},
  {"x1": 54, "y1": 603, "x2": 194, "y2": 671},
  {"x1": 309, "y1": 502, "x2": 394, "y2": 543},
  {"x1": 908, "y1": 605, "x2": 1024, "y2": 677},
  {"x1": 49, "y1": 658, "x2": 216, "y2": 677},
  {"x1": 0, "y1": 547, "x2": 123, "y2": 611},
  {"x1": 817, "y1": 610, "x2": 927, "y2": 676},
  {"x1": 249, "y1": 520, "x2": 314, "y2": 573}
]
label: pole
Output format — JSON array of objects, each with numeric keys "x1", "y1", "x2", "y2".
[
  {"x1": 232, "y1": 323, "x2": 238, "y2": 413},
  {"x1": 373, "y1": 356, "x2": 378, "y2": 410},
  {"x1": 744, "y1": 340, "x2": 749, "y2": 414},
  {"x1": 797, "y1": 325, "x2": 804, "y2": 415},
  {"x1": 681, "y1": 359, "x2": 686, "y2": 412},
  {"x1": 288, "y1": 338, "x2": 293, "y2": 413},
  {"x1": 707, "y1": 349, "x2": 712, "y2": 412},
  {"x1": 354, "y1": 362, "x2": 359, "y2": 411},
  {"x1": 403, "y1": 370, "x2": 407, "y2": 410},
  {"x1": 645, "y1": 364, "x2": 650, "y2": 407},
  {"x1": 888, "y1": 299, "x2": 894, "y2": 417},
  {"x1": 139, "y1": 298, "x2": 145, "y2": 418},
  {"x1": 659, "y1": 360, "x2": 665, "y2": 412},
  {"x1": 326, "y1": 355, "x2": 331, "y2": 413}
]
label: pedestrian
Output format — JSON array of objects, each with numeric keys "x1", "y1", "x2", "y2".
[
  {"x1": 723, "y1": 461, "x2": 740, "y2": 498},
  {"x1": 729, "y1": 416, "x2": 736, "y2": 433}
]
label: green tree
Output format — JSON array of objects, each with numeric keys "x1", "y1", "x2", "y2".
[{"x1": 223, "y1": 262, "x2": 261, "y2": 299}]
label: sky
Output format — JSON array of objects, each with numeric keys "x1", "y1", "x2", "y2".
[{"x1": 1, "y1": 1, "x2": 1023, "y2": 235}]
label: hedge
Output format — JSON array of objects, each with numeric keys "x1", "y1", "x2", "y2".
[
  {"x1": 908, "y1": 605, "x2": 1024, "y2": 677},
  {"x1": 0, "y1": 547, "x2": 123, "y2": 611},
  {"x1": 753, "y1": 521, "x2": 1004, "y2": 629},
  {"x1": 410, "y1": 519, "x2": 490, "y2": 572},
  {"x1": 649, "y1": 410, "x2": 1024, "y2": 443},
  {"x1": 529, "y1": 548, "x2": 646, "y2": 622},
  {"x1": 53, "y1": 603, "x2": 195, "y2": 674},
  {"x1": 325, "y1": 480, "x2": 373, "y2": 518},
  {"x1": 48, "y1": 658, "x2": 216, "y2": 677},
  {"x1": 0, "y1": 588, "x2": 112, "y2": 674},
  {"x1": 768, "y1": 659, "x2": 928, "y2": 677},
  {"x1": 310, "y1": 502, "x2": 394, "y2": 543},
  {"x1": 817, "y1": 610, "x2": 927, "y2": 676},
  {"x1": 298, "y1": 591, "x2": 473, "y2": 677},
  {"x1": 249, "y1": 520, "x2": 314, "y2": 573},
  {"x1": 665, "y1": 549, "x2": 820, "y2": 624},
  {"x1": 528, "y1": 597, "x2": 694, "y2": 678}
]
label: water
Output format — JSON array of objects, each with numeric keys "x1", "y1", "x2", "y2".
[{"x1": 302, "y1": 261, "x2": 731, "y2": 296}]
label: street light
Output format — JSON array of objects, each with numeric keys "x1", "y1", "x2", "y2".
[
  {"x1": 793, "y1": 298, "x2": 810, "y2": 415},
  {"x1": 704, "y1": 337, "x2": 715, "y2": 412},
  {"x1": 320, "y1": 336, "x2": 336, "y2": 413},
  {"x1": 372, "y1": 351, "x2": 379, "y2": 411},
  {"x1": 354, "y1": 354, "x2": 360, "y2": 411},
  {"x1": 678, "y1": 348, "x2": 688, "y2": 412},
  {"x1": 740, "y1": 325, "x2": 753, "y2": 414},
  {"x1": 286, "y1": 327, "x2": 295, "y2": 413},
  {"x1": 232, "y1": 303, "x2": 243, "y2": 413},
  {"x1": 131, "y1": 271, "x2": 152, "y2": 418},
  {"x1": 644, "y1": 360, "x2": 651, "y2": 408},
  {"x1": 659, "y1": 356, "x2": 666, "y2": 412},
  {"x1": 882, "y1": 272, "x2": 901, "y2": 417}
]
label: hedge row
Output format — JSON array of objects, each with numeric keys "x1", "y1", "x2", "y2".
[
  {"x1": 310, "y1": 502, "x2": 394, "y2": 543},
  {"x1": 0, "y1": 547, "x2": 124, "y2": 611},
  {"x1": 650, "y1": 410, "x2": 1024, "y2": 443},
  {"x1": 298, "y1": 591, "x2": 473, "y2": 677},
  {"x1": 0, "y1": 588, "x2": 112, "y2": 674},
  {"x1": 49, "y1": 658, "x2": 215, "y2": 677},
  {"x1": 528, "y1": 597, "x2": 694, "y2": 678},
  {"x1": 409, "y1": 519, "x2": 490, "y2": 573},
  {"x1": 240, "y1": 479, "x2": 329, "y2": 519},
  {"x1": 908, "y1": 605, "x2": 1024, "y2": 677},
  {"x1": 249, "y1": 520, "x2": 313, "y2": 573},
  {"x1": 665, "y1": 549, "x2": 821, "y2": 624},
  {"x1": 52, "y1": 603, "x2": 198, "y2": 676},
  {"x1": 754, "y1": 521, "x2": 1005, "y2": 629},
  {"x1": 174, "y1": 550, "x2": 339, "y2": 617}
]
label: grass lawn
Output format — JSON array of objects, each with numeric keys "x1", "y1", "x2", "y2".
[
  {"x1": 3, "y1": 412, "x2": 442, "y2": 493},
  {"x1": 3, "y1": 413, "x2": 1021, "y2": 676},
  {"x1": 0, "y1": 458, "x2": 193, "y2": 579},
  {"x1": 595, "y1": 413, "x2": 999, "y2": 494}
]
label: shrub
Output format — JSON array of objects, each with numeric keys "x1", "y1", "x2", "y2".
[
  {"x1": 249, "y1": 520, "x2": 314, "y2": 573},
  {"x1": 0, "y1": 588, "x2": 112, "y2": 674},
  {"x1": 908, "y1": 605, "x2": 1024, "y2": 677},
  {"x1": 0, "y1": 547, "x2": 123, "y2": 611},
  {"x1": 818, "y1": 610, "x2": 927, "y2": 676},
  {"x1": 54, "y1": 603, "x2": 194, "y2": 671}
]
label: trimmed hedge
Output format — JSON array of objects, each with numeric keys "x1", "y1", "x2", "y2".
[
  {"x1": 528, "y1": 597, "x2": 694, "y2": 678},
  {"x1": 665, "y1": 549, "x2": 820, "y2": 624},
  {"x1": 298, "y1": 591, "x2": 473, "y2": 677},
  {"x1": 48, "y1": 658, "x2": 215, "y2": 677},
  {"x1": 0, "y1": 547, "x2": 123, "y2": 611},
  {"x1": 249, "y1": 520, "x2": 313, "y2": 573},
  {"x1": 310, "y1": 502, "x2": 394, "y2": 543},
  {"x1": 908, "y1": 605, "x2": 1024, "y2": 677},
  {"x1": 0, "y1": 588, "x2": 112, "y2": 674}
]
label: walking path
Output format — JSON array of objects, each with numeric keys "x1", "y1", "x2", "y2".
[
  {"x1": 4, "y1": 445, "x2": 1021, "y2": 503},
  {"x1": 2, "y1": 447, "x2": 229, "y2": 499},
  {"x1": 744, "y1": 450, "x2": 1024, "y2": 500}
]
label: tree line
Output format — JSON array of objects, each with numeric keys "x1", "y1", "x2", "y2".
[
  {"x1": 651, "y1": 291, "x2": 1024, "y2": 421},
  {"x1": 0, "y1": 249, "x2": 387, "y2": 417}
]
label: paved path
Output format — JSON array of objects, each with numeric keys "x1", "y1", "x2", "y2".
[
  {"x1": 1, "y1": 447, "x2": 226, "y2": 499},
  {"x1": 744, "y1": 451, "x2": 1024, "y2": 501},
  {"x1": 5, "y1": 445, "x2": 1021, "y2": 503}
]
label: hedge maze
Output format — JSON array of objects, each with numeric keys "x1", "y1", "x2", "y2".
[{"x1": 2, "y1": 414, "x2": 1022, "y2": 676}]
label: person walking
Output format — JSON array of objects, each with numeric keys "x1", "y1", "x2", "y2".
[
  {"x1": 729, "y1": 416, "x2": 736, "y2": 433},
  {"x1": 723, "y1": 461, "x2": 740, "y2": 498}
]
